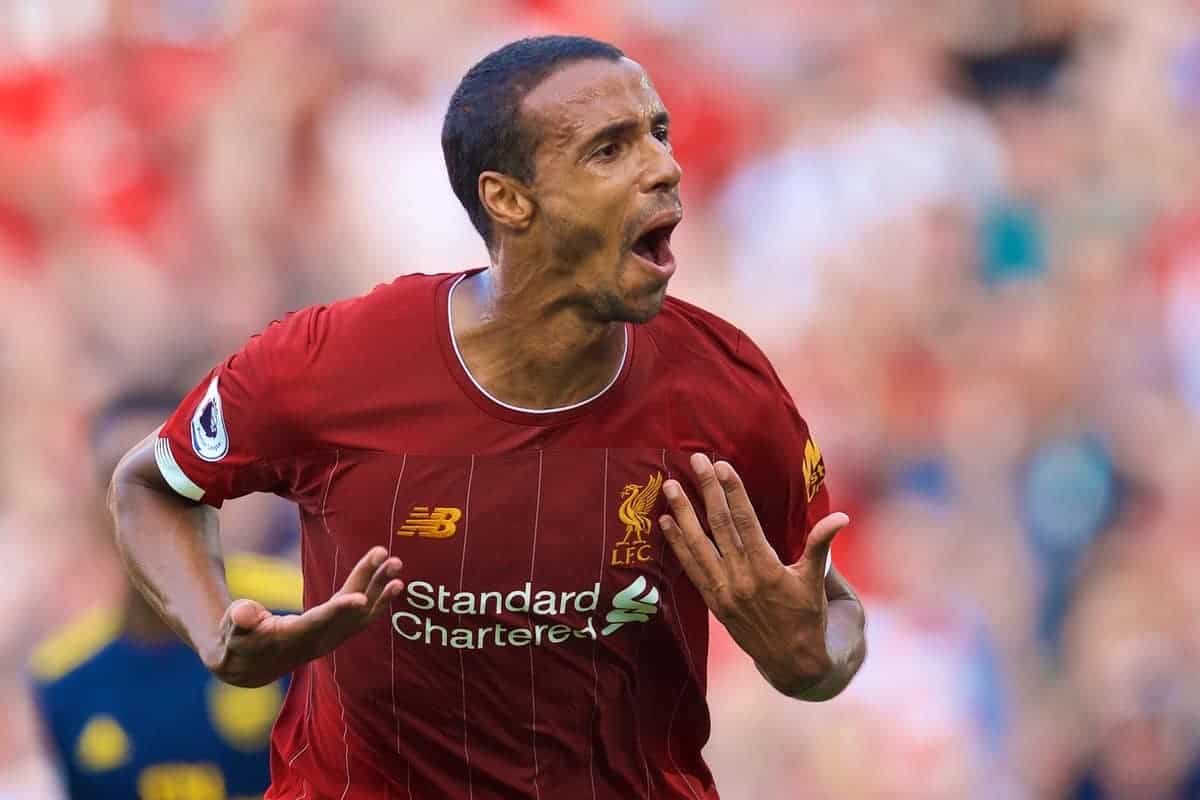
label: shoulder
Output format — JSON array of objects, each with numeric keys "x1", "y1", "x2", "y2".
[
  {"x1": 249, "y1": 271, "x2": 458, "y2": 364},
  {"x1": 225, "y1": 552, "x2": 303, "y2": 613},
  {"x1": 649, "y1": 295, "x2": 744, "y2": 356},
  {"x1": 648, "y1": 296, "x2": 817, "y2": 465},
  {"x1": 29, "y1": 607, "x2": 122, "y2": 686},
  {"x1": 227, "y1": 271, "x2": 464, "y2": 417},
  {"x1": 648, "y1": 295, "x2": 783, "y2": 399},
  {"x1": 315, "y1": 270, "x2": 456, "y2": 329}
]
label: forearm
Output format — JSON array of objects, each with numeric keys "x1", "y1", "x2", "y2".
[
  {"x1": 779, "y1": 596, "x2": 866, "y2": 700},
  {"x1": 108, "y1": 437, "x2": 231, "y2": 663},
  {"x1": 756, "y1": 570, "x2": 867, "y2": 701}
]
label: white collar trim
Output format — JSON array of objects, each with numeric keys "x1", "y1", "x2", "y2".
[{"x1": 446, "y1": 273, "x2": 629, "y2": 415}]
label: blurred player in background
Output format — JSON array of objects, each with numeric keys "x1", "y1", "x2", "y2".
[
  {"x1": 31, "y1": 391, "x2": 301, "y2": 800},
  {"x1": 109, "y1": 36, "x2": 866, "y2": 799}
]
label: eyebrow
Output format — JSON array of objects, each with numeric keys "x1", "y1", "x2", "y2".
[{"x1": 579, "y1": 109, "x2": 670, "y2": 153}]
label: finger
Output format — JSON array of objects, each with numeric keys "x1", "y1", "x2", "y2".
[
  {"x1": 369, "y1": 578, "x2": 406, "y2": 618},
  {"x1": 661, "y1": 479, "x2": 725, "y2": 585},
  {"x1": 228, "y1": 599, "x2": 271, "y2": 635},
  {"x1": 340, "y1": 546, "x2": 388, "y2": 595},
  {"x1": 795, "y1": 512, "x2": 850, "y2": 579},
  {"x1": 283, "y1": 592, "x2": 369, "y2": 643},
  {"x1": 221, "y1": 600, "x2": 277, "y2": 670},
  {"x1": 713, "y1": 460, "x2": 773, "y2": 569},
  {"x1": 689, "y1": 453, "x2": 744, "y2": 558},
  {"x1": 284, "y1": 553, "x2": 401, "y2": 649},
  {"x1": 260, "y1": 594, "x2": 364, "y2": 662},
  {"x1": 364, "y1": 557, "x2": 404, "y2": 607},
  {"x1": 659, "y1": 514, "x2": 727, "y2": 607}
]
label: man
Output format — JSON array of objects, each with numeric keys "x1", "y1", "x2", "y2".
[
  {"x1": 33, "y1": 391, "x2": 302, "y2": 800},
  {"x1": 110, "y1": 36, "x2": 867, "y2": 799}
]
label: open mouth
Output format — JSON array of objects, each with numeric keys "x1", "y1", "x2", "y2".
[{"x1": 630, "y1": 214, "x2": 681, "y2": 273}]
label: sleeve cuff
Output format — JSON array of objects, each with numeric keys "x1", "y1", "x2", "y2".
[{"x1": 154, "y1": 438, "x2": 206, "y2": 502}]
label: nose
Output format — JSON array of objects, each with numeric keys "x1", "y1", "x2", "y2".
[{"x1": 641, "y1": 137, "x2": 682, "y2": 195}]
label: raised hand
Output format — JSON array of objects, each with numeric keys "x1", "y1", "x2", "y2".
[
  {"x1": 204, "y1": 546, "x2": 404, "y2": 688},
  {"x1": 660, "y1": 453, "x2": 850, "y2": 694}
]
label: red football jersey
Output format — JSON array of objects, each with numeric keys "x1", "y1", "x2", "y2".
[{"x1": 156, "y1": 269, "x2": 830, "y2": 800}]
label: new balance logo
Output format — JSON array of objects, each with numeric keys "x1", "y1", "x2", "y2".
[
  {"x1": 397, "y1": 506, "x2": 462, "y2": 539},
  {"x1": 601, "y1": 576, "x2": 659, "y2": 636}
]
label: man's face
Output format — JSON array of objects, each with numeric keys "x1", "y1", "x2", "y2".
[{"x1": 519, "y1": 57, "x2": 683, "y2": 323}]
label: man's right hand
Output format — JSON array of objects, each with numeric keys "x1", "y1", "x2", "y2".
[{"x1": 204, "y1": 546, "x2": 404, "y2": 687}]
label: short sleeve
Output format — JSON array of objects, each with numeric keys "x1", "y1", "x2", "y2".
[
  {"x1": 156, "y1": 309, "x2": 319, "y2": 508},
  {"x1": 730, "y1": 334, "x2": 832, "y2": 569}
]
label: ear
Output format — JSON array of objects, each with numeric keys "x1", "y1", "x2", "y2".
[{"x1": 478, "y1": 171, "x2": 535, "y2": 235}]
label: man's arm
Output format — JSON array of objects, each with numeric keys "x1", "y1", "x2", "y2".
[
  {"x1": 109, "y1": 429, "x2": 232, "y2": 662},
  {"x1": 757, "y1": 564, "x2": 866, "y2": 701},
  {"x1": 109, "y1": 429, "x2": 405, "y2": 688},
  {"x1": 661, "y1": 454, "x2": 867, "y2": 703}
]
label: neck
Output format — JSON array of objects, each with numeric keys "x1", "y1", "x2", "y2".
[{"x1": 451, "y1": 264, "x2": 626, "y2": 411}]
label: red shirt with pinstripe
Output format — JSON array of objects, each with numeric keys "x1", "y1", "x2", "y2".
[{"x1": 156, "y1": 269, "x2": 830, "y2": 800}]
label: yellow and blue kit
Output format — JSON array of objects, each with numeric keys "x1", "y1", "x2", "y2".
[{"x1": 30, "y1": 553, "x2": 302, "y2": 800}]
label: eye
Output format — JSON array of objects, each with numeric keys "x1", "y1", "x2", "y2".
[
  {"x1": 653, "y1": 125, "x2": 670, "y2": 143},
  {"x1": 593, "y1": 142, "x2": 622, "y2": 161}
]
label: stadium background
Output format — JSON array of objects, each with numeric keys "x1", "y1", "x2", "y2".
[{"x1": 1, "y1": 1, "x2": 1199, "y2": 798}]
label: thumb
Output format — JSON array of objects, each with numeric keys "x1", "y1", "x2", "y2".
[
  {"x1": 799, "y1": 512, "x2": 850, "y2": 576},
  {"x1": 228, "y1": 598, "x2": 272, "y2": 635}
]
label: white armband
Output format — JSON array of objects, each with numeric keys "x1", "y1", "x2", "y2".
[{"x1": 154, "y1": 438, "x2": 206, "y2": 501}]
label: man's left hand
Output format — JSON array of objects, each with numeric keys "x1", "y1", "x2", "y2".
[{"x1": 660, "y1": 453, "x2": 850, "y2": 695}]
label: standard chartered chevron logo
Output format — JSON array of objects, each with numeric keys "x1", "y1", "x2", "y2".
[
  {"x1": 389, "y1": 577, "x2": 661, "y2": 649},
  {"x1": 601, "y1": 576, "x2": 660, "y2": 636}
]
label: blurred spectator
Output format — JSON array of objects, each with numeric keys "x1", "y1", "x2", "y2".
[
  {"x1": 715, "y1": 6, "x2": 1005, "y2": 349},
  {"x1": 1060, "y1": 544, "x2": 1200, "y2": 799},
  {"x1": 29, "y1": 389, "x2": 301, "y2": 800}
]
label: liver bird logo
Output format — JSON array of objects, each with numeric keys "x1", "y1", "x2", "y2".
[{"x1": 616, "y1": 471, "x2": 663, "y2": 546}]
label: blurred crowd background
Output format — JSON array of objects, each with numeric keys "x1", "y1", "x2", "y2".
[{"x1": 1, "y1": 0, "x2": 1199, "y2": 798}]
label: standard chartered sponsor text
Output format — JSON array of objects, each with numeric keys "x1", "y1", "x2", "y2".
[{"x1": 393, "y1": 581, "x2": 604, "y2": 650}]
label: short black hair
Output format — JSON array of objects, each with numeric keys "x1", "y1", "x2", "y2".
[{"x1": 442, "y1": 35, "x2": 625, "y2": 247}]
